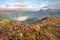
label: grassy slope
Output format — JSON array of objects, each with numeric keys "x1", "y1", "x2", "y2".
[{"x1": 0, "y1": 17, "x2": 60, "y2": 40}]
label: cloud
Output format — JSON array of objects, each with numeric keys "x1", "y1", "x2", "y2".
[
  {"x1": 0, "y1": 0, "x2": 40, "y2": 11},
  {"x1": 2, "y1": 3, "x2": 28, "y2": 7},
  {"x1": 43, "y1": 2, "x2": 60, "y2": 9},
  {"x1": 0, "y1": 4, "x2": 38, "y2": 11},
  {"x1": 15, "y1": 16, "x2": 28, "y2": 21},
  {"x1": 49, "y1": 0, "x2": 57, "y2": 2},
  {"x1": 17, "y1": 0, "x2": 24, "y2": 2},
  {"x1": 49, "y1": 3, "x2": 60, "y2": 9},
  {"x1": 14, "y1": 3, "x2": 28, "y2": 7},
  {"x1": 0, "y1": 1, "x2": 39, "y2": 11}
]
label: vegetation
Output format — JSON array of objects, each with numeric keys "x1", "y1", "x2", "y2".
[{"x1": 0, "y1": 17, "x2": 60, "y2": 40}]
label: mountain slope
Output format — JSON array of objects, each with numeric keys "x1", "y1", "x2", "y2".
[
  {"x1": 0, "y1": 17, "x2": 60, "y2": 40},
  {"x1": 34, "y1": 17, "x2": 60, "y2": 40},
  {"x1": 34, "y1": 9, "x2": 60, "y2": 19},
  {"x1": 35, "y1": 17, "x2": 60, "y2": 26}
]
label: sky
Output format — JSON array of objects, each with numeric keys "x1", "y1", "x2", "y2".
[
  {"x1": 0, "y1": 0, "x2": 60, "y2": 21},
  {"x1": 0, "y1": 0, "x2": 60, "y2": 11}
]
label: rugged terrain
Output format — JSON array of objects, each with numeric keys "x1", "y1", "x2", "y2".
[{"x1": 0, "y1": 17, "x2": 60, "y2": 40}]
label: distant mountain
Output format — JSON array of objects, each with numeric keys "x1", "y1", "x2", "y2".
[
  {"x1": 23, "y1": 9, "x2": 60, "y2": 23},
  {"x1": 22, "y1": 17, "x2": 39, "y2": 24},
  {"x1": 34, "y1": 9, "x2": 60, "y2": 19},
  {"x1": 0, "y1": 8, "x2": 60, "y2": 22},
  {"x1": 47, "y1": 9, "x2": 60, "y2": 18},
  {"x1": 0, "y1": 11, "x2": 37, "y2": 21}
]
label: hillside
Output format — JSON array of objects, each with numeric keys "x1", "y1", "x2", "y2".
[
  {"x1": 34, "y1": 17, "x2": 60, "y2": 40},
  {"x1": 34, "y1": 17, "x2": 60, "y2": 26},
  {"x1": 0, "y1": 17, "x2": 60, "y2": 40}
]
